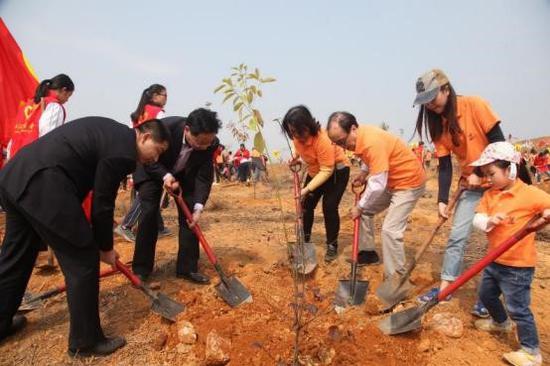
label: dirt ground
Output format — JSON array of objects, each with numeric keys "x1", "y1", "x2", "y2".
[{"x1": 0, "y1": 165, "x2": 549, "y2": 365}]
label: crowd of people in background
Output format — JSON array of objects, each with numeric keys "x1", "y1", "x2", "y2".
[{"x1": 212, "y1": 142, "x2": 269, "y2": 185}]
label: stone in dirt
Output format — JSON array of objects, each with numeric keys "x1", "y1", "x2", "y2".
[
  {"x1": 317, "y1": 347, "x2": 336, "y2": 365},
  {"x1": 205, "y1": 330, "x2": 231, "y2": 365},
  {"x1": 177, "y1": 320, "x2": 197, "y2": 344},
  {"x1": 429, "y1": 312, "x2": 464, "y2": 338},
  {"x1": 417, "y1": 339, "x2": 430, "y2": 352},
  {"x1": 327, "y1": 325, "x2": 342, "y2": 342},
  {"x1": 151, "y1": 331, "x2": 168, "y2": 351}
]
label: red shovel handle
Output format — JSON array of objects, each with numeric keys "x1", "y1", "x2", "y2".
[
  {"x1": 438, "y1": 215, "x2": 549, "y2": 301},
  {"x1": 291, "y1": 169, "x2": 303, "y2": 217},
  {"x1": 115, "y1": 259, "x2": 142, "y2": 287},
  {"x1": 351, "y1": 184, "x2": 366, "y2": 262},
  {"x1": 170, "y1": 190, "x2": 219, "y2": 266}
]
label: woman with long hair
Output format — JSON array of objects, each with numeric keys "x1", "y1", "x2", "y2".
[
  {"x1": 282, "y1": 105, "x2": 350, "y2": 262},
  {"x1": 8, "y1": 73, "x2": 74, "y2": 159},
  {"x1": 413, "y1": 69, "x2": 506, "y2": 318}
]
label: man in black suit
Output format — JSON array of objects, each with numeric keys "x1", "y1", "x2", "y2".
[
  {"x1": 0, "y1": 118, "x2": 169, "y2": 357},
  {"x1": 132, "y1": 108, "x2": 220, "y2": 284}
]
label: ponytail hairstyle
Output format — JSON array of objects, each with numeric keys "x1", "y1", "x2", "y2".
[
  {"x1": 33, "y1": 74, "x2": 74, "y2": 103},
  {"x1": 415, "y1": 83, "x2": 462, "y2": 147},
  {"x1": 130, "y1": 84, "x2": 166, "y2": 123}
]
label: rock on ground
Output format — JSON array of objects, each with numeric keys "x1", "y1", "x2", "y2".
[
  {"x1": 205, "y1": 330, "x2": 231, "y2": 366},
  {"x1": 429, "y1": 312, "x2": 464, "y2": 338},
  {"x1": 177, "y1": 320, "x2": 197, "y2": 345}
]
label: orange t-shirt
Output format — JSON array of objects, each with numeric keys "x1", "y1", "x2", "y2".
[
  {"x1": 354, "y1": 125, "x2": 426, "y2": 190},
  {"x1": 293, "y1": 129, "x2": 349, "y2": 176},
  {"x1": 434, "y1": 96, "x2": 500, "y2": 177},
  {"x1": 476, "y1": 180, "x2": 550, "y2": 267}
]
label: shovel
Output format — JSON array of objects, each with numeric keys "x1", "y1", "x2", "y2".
[
  {"x1": 334, "y1": 184, "x2": 369, "y2": 307},
  {"x1": 19, "y1": 266, "x2": 122, "y2": 313},
  {"x1": 289, "y1": 162, "x2": 318, "y2": 275},
  {"x1": 378, "y1": 215, "x2": 550, "y2": 335},
  {"x1": 115, "y1": 259, "x2": 185, "y2": 322},
  {"x1": 171, "y1": 191, "x2": 252, "y2": 308},
  {"x1": 376, "y1": 187, "x2": 464, "y2": 311}
]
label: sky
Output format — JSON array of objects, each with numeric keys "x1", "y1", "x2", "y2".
[{"x1": 1, "y1": 0, "x2": 549, "y2": 154}]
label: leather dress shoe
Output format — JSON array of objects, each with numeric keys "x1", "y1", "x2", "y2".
[
  {"x1": 68, "y1": 336, "x2": 126, "y2": 358},
  {"x1": 135, "y1": 273, "x2": 149, "y2": 283},
  {"x1": 177, "y1": 271, "x2": 211, "y2": 284},
  {"x1": 0, "y1": 315, "x2": 27, "y2": 342}
]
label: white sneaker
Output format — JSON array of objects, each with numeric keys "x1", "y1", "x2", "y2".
[
  {"x1": 474, "y1": 318, "x2": 513, "y2": 333},
  {"x1": 503, "y1": 349, "x2": 542, "y2": 366}
]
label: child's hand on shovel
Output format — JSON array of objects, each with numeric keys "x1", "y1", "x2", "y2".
[{"x1": 530, "y1": 209, "x2": 550, "y2": 228}]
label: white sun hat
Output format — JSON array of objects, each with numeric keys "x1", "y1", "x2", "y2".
[{"x1": 470, "y1": 142, "x2": 521, "y2": 167}]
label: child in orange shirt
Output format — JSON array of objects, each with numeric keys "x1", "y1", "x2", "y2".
[{"x1": 471, "y1": 142, "x2": 550, "y2": 366}]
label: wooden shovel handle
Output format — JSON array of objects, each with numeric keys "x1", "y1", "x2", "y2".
[{"x1": 399, "y1": 186, "x2": 465, "y2": 282}]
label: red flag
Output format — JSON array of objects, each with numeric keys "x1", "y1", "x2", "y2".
[{"x1": 0, "y1": 17, "x2": 39, "y2": 154}]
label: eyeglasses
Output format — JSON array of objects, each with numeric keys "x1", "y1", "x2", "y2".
[{"x1": 158, "y1": 93, "x2": 167, "y2": 97}]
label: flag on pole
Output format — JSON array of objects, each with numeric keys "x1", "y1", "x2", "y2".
[{"x1": 0, "y1": 17, "x2": 39, "y2": 155}]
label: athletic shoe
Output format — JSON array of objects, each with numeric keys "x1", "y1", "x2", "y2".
[
  {"x1": 474, "y1": 318, "x2": 513, "y2": 333},
  {"x1": 114, "y1": 225, "x2": 135, "y2": 242},
  {"x1": 417, "y1": 287, "x2": 452, "y2": 304},
  {"x1": 324, "y1": 244, "x2": 338, "y2": 263},
  {"x1": 503, "y1": 349, "x2": 542, "y2": 366},
  {"x1": 471, "y1": 300, "x2": 490, "y2": 318},
  {"x1": 158, "y1": 227, "x2": 172, "y2": 238}
]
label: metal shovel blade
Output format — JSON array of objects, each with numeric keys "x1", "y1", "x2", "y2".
[
  {"x1": 141, "y1": 286, "x2": 185, "y2": 322},
  {"x1": 334, "y1": 279, "x2": 369, "y2": 307},
  {"x1": 377, "y1": 303, "x2": 428, "y2": 335},
  {"x1": 18, "y1": 293, "x2": 44, "y2": 312},
  {"x1": 376, "y1": 274, "x2": 415, "y2": 311},
  {"x1": 290, "y1": 241, "x2": 317, "y2": 275},
  {"x1": 150, "y1": 291, "x2": 186, "y2": 322},
  {"x1": 215, "y1": 275, "x2": 253, "y2": 308}
]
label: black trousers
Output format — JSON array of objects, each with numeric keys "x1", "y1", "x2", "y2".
[
  {"x1": 302, "y1": 167, "x2": 350, "y2": 247},
  {"x1": 0, "y1": 173, "x2": 103, "y2": 350},
  {"x1": 132, "y1": 180, "x2": 200, "y2": 276}
]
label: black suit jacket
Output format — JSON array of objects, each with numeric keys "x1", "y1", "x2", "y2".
[
  {"x1": 133, "y1": 116, "x2": 218, "y2": 206},
  {"x1": 0, "y1": 117, "x2": 137, "y2": 251}
]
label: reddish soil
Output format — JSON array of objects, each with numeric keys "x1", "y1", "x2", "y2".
[{"x1": 0, "y1": 165, "x2": 549, "y2": 365}]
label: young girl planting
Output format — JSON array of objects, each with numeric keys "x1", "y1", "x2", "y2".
[{"x1": 471, "y1": 141, "x2": 550, "y2": 366}]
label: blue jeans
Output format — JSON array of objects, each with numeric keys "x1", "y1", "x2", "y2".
[
  {"x1": 479, "y1": 263, "x2": 539, "y2": 354},
  {"x1": 441, "y1": 189, "x2": 484, "y2": 281}
]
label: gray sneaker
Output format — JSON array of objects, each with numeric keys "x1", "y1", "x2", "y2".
[
  {"x1": 114, "y1": 225, "x2": 136, "y2": 242},
  {"x1": 158, "y1": 227, "x2": 172, "y2": 238}
]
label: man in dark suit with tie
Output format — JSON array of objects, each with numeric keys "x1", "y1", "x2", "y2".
[
  {"x1": 0, "y1": 118, "x2": 170, "y2": 357},
  {"x1": 132, "y1": 108, "x2": 220, "y2": 284}
]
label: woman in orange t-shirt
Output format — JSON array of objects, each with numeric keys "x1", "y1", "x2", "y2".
[
  {"x1": 470, "y1": 142, "x2": 549, "y2": 365},
  {"x1": 413, "y1": 69, "x2": 506, "y2": 318},
  {"x1": 282, "y1": 105, "x2": 350, "y2": 263}
]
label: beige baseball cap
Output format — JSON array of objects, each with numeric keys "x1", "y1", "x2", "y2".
[{"x1": 413, "y1": 69, "x2": 449, "y2": 105}]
